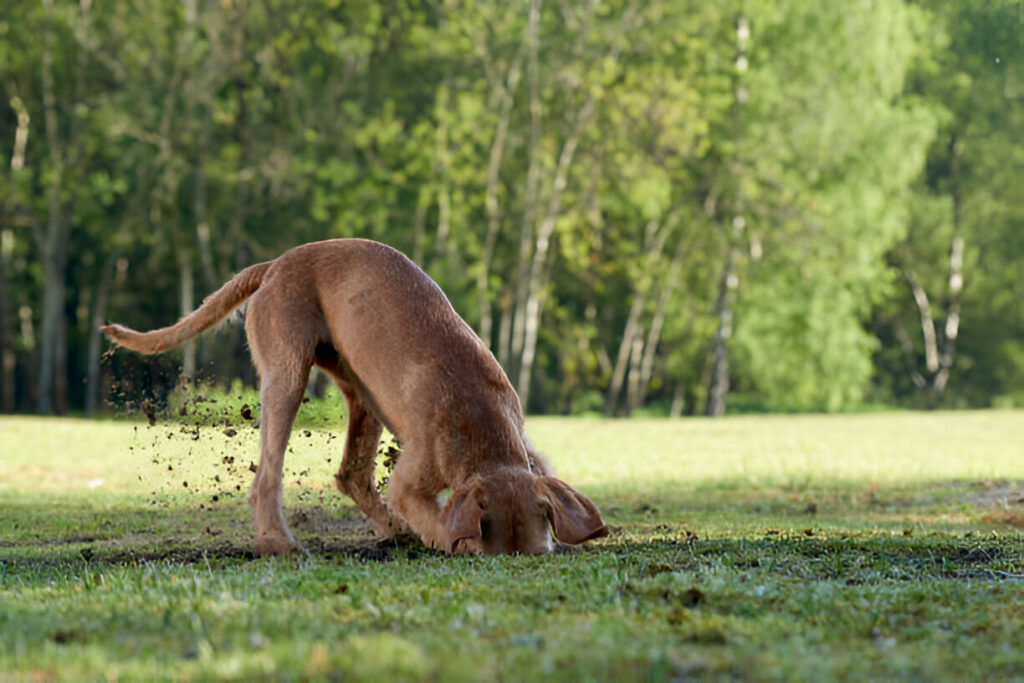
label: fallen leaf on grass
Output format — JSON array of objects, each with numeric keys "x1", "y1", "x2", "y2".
[{"x1": 981, "y1": 511, "x2": 1024, "y2": 528}]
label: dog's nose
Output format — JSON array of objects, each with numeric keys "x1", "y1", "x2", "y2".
[{"x1": 517, "y1": 534, "x2": 554, "y2": 556}]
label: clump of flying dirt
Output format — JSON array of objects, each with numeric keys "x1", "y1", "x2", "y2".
[{"x1": 109, "y1": 375, "x2": 409, "y2": 556}]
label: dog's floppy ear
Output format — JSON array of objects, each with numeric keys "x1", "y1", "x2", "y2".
[
  {"x1": 534, "y1": 477, "x2": 608, "y2": 545},
  {"x1": 439, "y1": 484, "x2": 486, "y2": 553}
]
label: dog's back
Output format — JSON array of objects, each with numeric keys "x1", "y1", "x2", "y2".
[{"x1": 267, "y1": 240, "x2": 530, "y2": 477}]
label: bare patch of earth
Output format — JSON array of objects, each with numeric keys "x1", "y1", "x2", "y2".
[
  {"x1": 958, "y1": 481, "x2": 1024, "y2": 529},
  {"x1": 958, "y1": 480, "x2": 1024, "y2": 507},
  {"x1": 0, "y1": 504, "x2": 434, "y2": 568}
]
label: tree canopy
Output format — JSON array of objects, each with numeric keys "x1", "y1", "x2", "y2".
[{"x1": 1, "y1": 0, "x2": 1020, "y2": 416}]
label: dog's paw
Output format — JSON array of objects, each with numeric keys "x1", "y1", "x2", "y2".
[
  {"x1": 385, "y1": 516, "x2": 414, "y2": 536},
  {"x1": 451, "y1": 538, "x2": 483, "y2": 554},
  {"x1": 256, "y1": 534, "x2": 305, "y2": 557}
]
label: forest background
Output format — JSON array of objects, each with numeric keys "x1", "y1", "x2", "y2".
[{"x1": 0, "y1": 0, "x2": 1021, "y2": 418}]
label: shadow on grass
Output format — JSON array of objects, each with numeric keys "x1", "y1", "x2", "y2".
[
  {"x1": 2, "y1": 495, "x2": 1020, "y2": 585},
  {"x1": 2, "y1": 472, "x2": 1020, "y2": 582},
  {"x1": 602, "y1": 533, "x2": 1024, "y2": 582},
  {"x1": 585, "y1": 477, "x2": 1024, "y2": 534},
  {"x1": 0, "y1": 496, "x2": 441, "y2": 569}
]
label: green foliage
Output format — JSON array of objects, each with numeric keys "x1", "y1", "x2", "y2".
[
  {"x1": 0, "y1": 0, "x2": 1020, "y2": 415},
  {"x1": 872, "y1": 0, "x2": 1024, "y2": 406}
]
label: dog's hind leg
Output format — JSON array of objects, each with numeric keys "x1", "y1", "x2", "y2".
[
  {"x1": 249, "y1": 362, "x2": 311, "y2": 555},
  {"x1": 246, "y1": 301, "x2": 315, "y2": 555},
  {"x1": 333, "y1": 385, "x2": 410, "y2": 537}
]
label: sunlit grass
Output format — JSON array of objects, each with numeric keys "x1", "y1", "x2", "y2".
[
  {"x1": 1, "y1": 411, "x2": 1022, "y2": 680},
  {"x1": 529, "y1": 410, "x2": 1021, "y2": 487}
]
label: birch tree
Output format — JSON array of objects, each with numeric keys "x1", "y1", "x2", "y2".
[{"x1": 881, "y1": 0, "x2": 1024, "y2": 405}]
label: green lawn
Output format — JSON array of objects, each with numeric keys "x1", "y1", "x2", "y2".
[{"x1": 1, "y1": 410, "x2": 1022, "y2": 680}]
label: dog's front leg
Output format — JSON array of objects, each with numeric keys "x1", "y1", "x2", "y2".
[{"x1": 386, "y1": 457, "x2": 448, "y2": 551}]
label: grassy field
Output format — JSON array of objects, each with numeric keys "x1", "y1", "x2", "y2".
[{"x1": 1, "y1": 408, "x2": 1022, "y2": 680}]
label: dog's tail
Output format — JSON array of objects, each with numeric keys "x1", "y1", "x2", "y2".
[{"x1": 101, "y1": 260, "x2": 274, "y2": 354}]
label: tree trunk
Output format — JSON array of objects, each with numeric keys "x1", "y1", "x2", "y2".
[
  {"x1": 899, "y1": 135, "x2": 964, "y2": 401},
  {"x1": 3, "y1": 101, "x2": 30, "y2": 412},
  {"x1": 704, "y1": 282, "x2": 733, "y2": 417},
  {"x1": 503, "y1": 0, "x2": 542, "y2": 376},
  {"x1": 669, "y1": 382, "x2": 686, "y2": 418},
  {"x1": 933, "y1": 137, "x2": 964, "y2": 395},
  {"x1": 178, "y1": 249, "x2": 196, "y2": 381},
  {"x1": 194, "y1": 104, "x2": 218, "y2": 289},
  {"x1": 85, "y1": 252, "x2": 119, "y2": 416},
  {"x1": 432, "y1": 95, "x2": 452, "y2": 269},
  {"x1": 705, "y1": 219, "x2": 743, "y2": 417},
  {"x1": 605, "y1": 219, "x2": 665, "y2": 416},
  {"x1": 509, "y1": 0, "x2": 638, "y2": 406},
  {"x1": 516, "y1": 106, "x2": 589, "y2": 407},
  {"x1": 228, "y1": 18, "x2": 249, "y2": 272},
  {"x1": 0, "y1": 230, "x2": 12, "y2": 413},
  {"x1": 705, "y1": 16, "x2": 750, "y2": 418},
  {"x1": 38, "y1": 247, "x2": 68, "y2": 416},
  {"x1": 48, "y1": 0, "x2": 92, "y2": 416},
  {"x1": 54, "y1": 309, "x2": 68, "y2": 414},
  {"x1": 605, "y1": 294, "x2": 644, "y2": 416},
  {"x1": 476, "y1": 9, "x2": 529, "y2": 347},
  {"x1": 626, "y1": 225, "x2": 690, "y2": 414},
  {"x1": 906, "y1": 270, "x2": 939, "y2": 374},
  {"x1": 38, "y1": 0, "x2": 69, "y2": 415}
]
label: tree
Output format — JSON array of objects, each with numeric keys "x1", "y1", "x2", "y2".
[
  {"x1": 713, "y1": 0, "x2": 937, "y2": 412},
  {"x1": 878, "y1": 0, "x2": 1024, "y2": 406},
  {"x1": 0, "y1": 0, "x2": 1018, "y2": 416}
]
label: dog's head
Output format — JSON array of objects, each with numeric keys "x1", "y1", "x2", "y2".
[{"x1": 439, "y1": 472, "x2": 608, "y2": 555}]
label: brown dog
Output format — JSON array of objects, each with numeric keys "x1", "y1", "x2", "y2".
[{"x1": 102, "y1": 239, "x2": 607, "y2": 555}]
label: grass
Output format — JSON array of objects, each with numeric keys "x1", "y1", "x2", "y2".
[{"x1": 1, "y1": 407, "x2": 1022, "y2": 680}]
